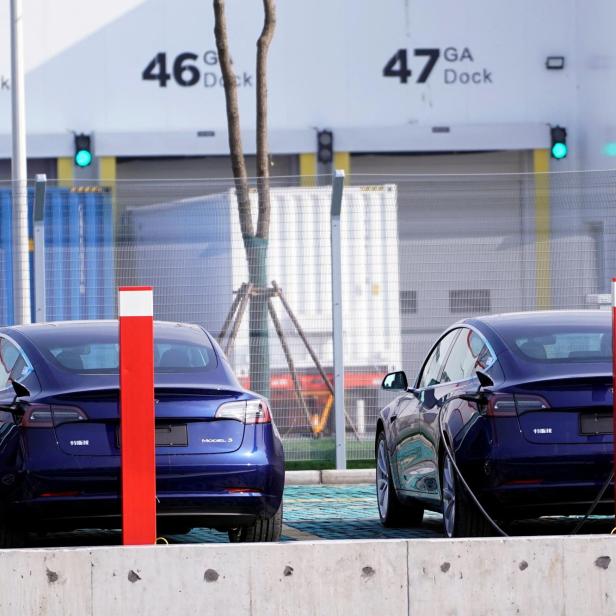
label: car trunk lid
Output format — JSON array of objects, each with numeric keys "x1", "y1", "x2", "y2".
[
  {"x1": 47, "y1": 386, "x2": 247, "y2": 456},
  {"x1": 513, "y1": 375, "x2": 613, "y2": 445}
]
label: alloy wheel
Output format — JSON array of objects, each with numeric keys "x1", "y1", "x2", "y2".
[
  {"x1": 442, "y1": 454, "x2": 456, "y2": 537},
  {"x1": 376, "y1": 437, "x2": 389, "y2": 519}
]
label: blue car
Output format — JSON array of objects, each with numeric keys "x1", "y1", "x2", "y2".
[
  {"x1": 0, "y1": 320, "x2": 284, "y2": 545},
  {"x1": 376, "y1": 310, "x2": 614, "y2": 537}
]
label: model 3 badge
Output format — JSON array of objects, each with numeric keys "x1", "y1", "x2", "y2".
[{"x1": 202, "y1": 438, "x2": 233, "y2": 444}]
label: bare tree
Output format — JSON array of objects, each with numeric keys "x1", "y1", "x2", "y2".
[{"x1": 213, "y1": 0, "x2": 276, "y2": 398}]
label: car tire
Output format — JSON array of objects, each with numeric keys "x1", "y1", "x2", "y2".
[
  {"x1": 441, "y1": 452, "x2": 490, "y2": 538},
  {"x1": 376, "y1": 431, "x2": 424, "y2": 528},
  {"x1": 228, "y1": 501, "x2": 283, "y2": 543},
  {"x1": 0, "y1": 514, "x2": 24, "y2": 548}
]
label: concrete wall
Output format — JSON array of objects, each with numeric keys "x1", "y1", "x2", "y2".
[{"x1": 2, "y1": 535, "x2": 615, "y2": 615}]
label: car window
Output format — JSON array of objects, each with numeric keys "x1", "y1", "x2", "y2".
[
  {"x1": 418, "y1": 330, "x2": 459, "y2": 389},
  {"x1": 513, "y1": 331, "x2": 609, "y2": 361},
  {"x1": 441, "y1": 328, "x2": 494, "y2": 383},
  {"x1": 0, "y1": 338, "x2": 32, "y2": 390},
  {"x1": 46, "y1": 340, "x2": 216, "y2": 373}
]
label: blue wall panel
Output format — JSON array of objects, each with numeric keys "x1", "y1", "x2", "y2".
[{"x1": 0, "y1": 188, "x2": 114, "y2": 325}]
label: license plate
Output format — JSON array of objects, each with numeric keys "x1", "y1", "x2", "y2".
[
  {"x1": 580, "y1": 413, "x2": 612, "y2": 435},
  {"x1": 155, "y1": 424, "x2": 188, "y2": 446},
  {"x1": 116, "y1": 424, "x2": 188, "y2": 447}
]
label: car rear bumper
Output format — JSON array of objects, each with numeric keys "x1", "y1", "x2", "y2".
[
  {"x1": 11, "y1": 424, "x2": 284, "y2": 531},
  {"x1": 460, "y1": 446, "x2": 614, "y2": 518},
  {"x1": 483, "y1": 481, "x2": 614, "y2": 517},
  {"x1": 10, "y1": 490, "x2": 281, "y2": 532}
]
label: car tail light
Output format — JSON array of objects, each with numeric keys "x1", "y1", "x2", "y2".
[
  {"x1": 486, "y1": 394, "x2": 550, "y2": 417},
  {"x1": 21, "y1": 404, "x2": 88, "y2": 428},
  {"x1": 514, "y1": 395, "x2": 550, "y2": 413},
  {"x1": 215, "y1": 400, "x2": 272, "y2": 424},
  {"x1": 486, "y1": 394, "x2": 517, "y2": 417}
]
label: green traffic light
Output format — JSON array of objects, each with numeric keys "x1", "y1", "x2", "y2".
[
  {"x1": 75, "y1": 149, "x2": 93, "y2": 168},
  {"x1": 604, "y1": 143, "x2": 616, "y2": 157},
  {"x1": 551, "y1": 142, "x2": 567, "y2": 160}
]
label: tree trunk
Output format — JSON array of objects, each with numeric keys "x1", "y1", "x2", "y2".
[
  {"x1": 213, "y1": 0, "x2": 276, "y2": 399},
  {"x1": 213, "y1": 0, "x2": 252, "y2": 239},
  {"x1": 255, "y1": 0, "x2": 275, "y2": 240},
  {"x1": 248, "y1": 0, "x2": 276, "y2": 399}
]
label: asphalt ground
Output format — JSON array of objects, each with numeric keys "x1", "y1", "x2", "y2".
[{"x1": 26, "y1": 484, "x2": 616, "y2": 548}]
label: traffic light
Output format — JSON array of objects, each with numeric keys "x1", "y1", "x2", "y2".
[
  {"x1": 550, "y1": 126, "x2": 567, "y2": 160},
  {"x1": 74, "y1": 133, "x2": 93, "y2": 167},
  {"x1": 317, "y1": 130, "x2": 333, "y2": 164}
]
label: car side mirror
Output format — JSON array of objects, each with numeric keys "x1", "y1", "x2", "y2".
[
  {"x1": 476, "y1": 370, "x2": 494, "y2": 389},
  {"x1": 381, "y1": 371, "x2": 408, "y2": 391},
  {"x1": 458, "y1": 370, "x2": 495, "y2": 405},
  {"x1": 11, "y1": 381, "x2": 30, "y2": 399}
]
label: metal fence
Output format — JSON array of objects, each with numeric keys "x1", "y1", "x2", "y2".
[{"x1": 1, "y1": 169, "x2": 615, "y2": 464}]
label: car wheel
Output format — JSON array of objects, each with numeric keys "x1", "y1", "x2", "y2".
[
  {"x1": 376, "y1": 431, "x2": 423, "y2": 528},
  {"x1": 0, "y1": 515, "x2": 24, "y2": 548},
  {"x1": 442, "y1": 453, "x2": 490, "y2": 538},
  {"x1": 228, "y1": 501, "x2": 283, "y2": 543}
]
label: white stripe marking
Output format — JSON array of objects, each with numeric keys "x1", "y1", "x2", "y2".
[
  {"x1": 118, "y1": 290, "x2": 153, "y2": 317},
  {"x1": 612, "y1": 280, "x2": 616, "y2": 308}
]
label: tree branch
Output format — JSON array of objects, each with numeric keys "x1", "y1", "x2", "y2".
[
  {"x1": 255, "y1": 0, "x2": 276, "y2": 239},
  {"x1": 213, "y1": 0, "x2": 254, "y2": 239}
]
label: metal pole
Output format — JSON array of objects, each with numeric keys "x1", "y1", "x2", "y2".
[
  {"x1": 331, "y1": 169, "x2": 346, "y2": 469},
  {"x1": 10, "y1": 0, "x2": 31, "y2": 324},
  {"x1": 33, "y1": 174, "x2": 46, "y2": 322}
]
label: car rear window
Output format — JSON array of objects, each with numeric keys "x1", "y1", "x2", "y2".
[
  {"x1": 45, "y1": 340, "x2": 217, "y2": 373},
  {"x1": 509, "y1": 328, "x2": 611, "y2": 362}
]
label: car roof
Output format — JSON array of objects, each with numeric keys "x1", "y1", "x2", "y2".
[
  {"x1": 0, "y1": 320, "x2": 238, "y2": 394},
  {"x1": 464, "y1": 310, "x2": 611, "y2": 382},
  {"x1": 467, "y1": 310, "x2": 610, "y2": 341},
  {"x1": 471, "y1": 309, "x2": 610, "y2": 327},
  {"x1": 2, "y1": 320, "x2": 207, "y2": 345}
]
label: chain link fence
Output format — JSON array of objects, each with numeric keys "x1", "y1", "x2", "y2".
[{"x1": 0, "y1": 170, "x2": 615, "y2": 463}]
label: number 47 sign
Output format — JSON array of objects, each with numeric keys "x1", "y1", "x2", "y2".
[
  {"x1": 382, "y1": 47, "x2": 491, "y2": 86},
  {"x1": 383, "y1": 48, "x2": 440, "y2": 84}
]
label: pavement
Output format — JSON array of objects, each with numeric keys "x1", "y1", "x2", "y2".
[{"x1": 28, "y1": 483, "x2": 615, "y2": 547}]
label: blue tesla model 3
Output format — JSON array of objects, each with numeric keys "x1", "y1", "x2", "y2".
[
  {"x1": 0, "y1": 320, "x2": 284, "y2": 545},
  {"x1": 376, "y1": 310, "x2": 614, "y2": 537}
]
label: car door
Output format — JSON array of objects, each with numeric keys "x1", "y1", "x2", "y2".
[
  {"x1": 420, "y1": 327, "x2": 496, "y2": 506},
  {"x1": 393, "y1": 329, "x2": 459, "y2": 495},
  {"x1": 0, "y1": 337, "x2": 33, "y2": 497}
]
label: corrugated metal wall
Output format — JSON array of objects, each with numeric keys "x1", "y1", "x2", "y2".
[{"x1": 0, "y1": 188, "x2": 115, "y2": 325}]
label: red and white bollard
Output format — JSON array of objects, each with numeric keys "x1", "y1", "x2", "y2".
[
  {"x1": 613, "y1": 278, "x2": 616, "y2": 518},
  {"x1": 118, "y1": 286, "x2": 156, "y2": 545}
]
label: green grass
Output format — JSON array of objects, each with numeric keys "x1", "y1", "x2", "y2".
[{"x1": 283, "y1": 436, "x2": 375, "y2": 471}]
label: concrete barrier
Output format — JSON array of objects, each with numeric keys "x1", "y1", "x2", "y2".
[
  {"x1": 320, "y1": 469, "x2": 375, "y2": 484},
  {"x1": 284, "y1": 470, "x2": 321, "y2": 485},
  {"x1": 284, "y1": 469, "x2": 375, "y2": 485},
  {"x1": 2, "y1": 535, "x2": 615, "y2": 615}
]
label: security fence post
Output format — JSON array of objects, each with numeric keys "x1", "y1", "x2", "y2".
[
  {"x1": 10, "y1": 0, "x2": 30, "y2": 325},
  {"x1": 331, "y1": 170, "x2": 346, "y2": 469},
  {"x1": 33, "y1": 174, "x2": 47, "y2": 322}
]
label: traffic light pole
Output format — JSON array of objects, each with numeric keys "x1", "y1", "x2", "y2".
[{"x1": 10, "y1": 0, "x2": 31, "y2": 325}]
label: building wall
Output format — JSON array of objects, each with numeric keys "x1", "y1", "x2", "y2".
[{"x1": 1, "y1": 0, "x2": 607, "y2": 169}]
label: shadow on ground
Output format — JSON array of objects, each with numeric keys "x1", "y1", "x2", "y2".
[{"x1": 24, "y1": 484, "x2": 615, "y2": 548}]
